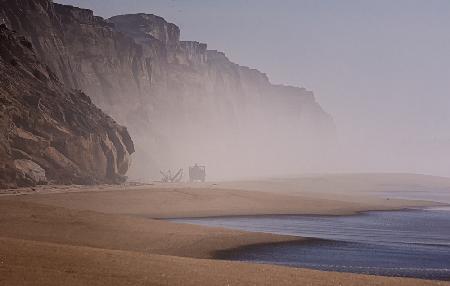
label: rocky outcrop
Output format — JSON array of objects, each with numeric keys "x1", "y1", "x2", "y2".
[
  {"x1": 0, "y1": 24, "x2": 134, "y2": 188},
  {"x1": 1, "y1": 0, "x2": 335, "y2": 179}
]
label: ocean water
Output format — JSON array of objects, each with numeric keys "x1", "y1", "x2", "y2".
[{"x1": 172, "y1": 209, "x2": 450, "y2": 280}]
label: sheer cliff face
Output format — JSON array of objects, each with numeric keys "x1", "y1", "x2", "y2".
[
  {"x1": 0, "y1": 24, "x2": 134, "y2": 188},
  {"x1": 1, "y1": 0, "x2": 335, "y2": 180}
]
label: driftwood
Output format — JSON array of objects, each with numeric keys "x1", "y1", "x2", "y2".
[{"x1": 160, "y1": 168, "x2": 183, "y2": 183}]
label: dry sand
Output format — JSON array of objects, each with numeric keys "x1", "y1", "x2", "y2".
[
  {"x1": 1, "y1": 237, "x2": 447, "y2": 286},
  {"x1": 1, "y1": 173, "x2": 450, "y2": 286}
]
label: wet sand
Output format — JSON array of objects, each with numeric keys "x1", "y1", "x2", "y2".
[{"x1": 1, "y1": 174, "x2": 450, "y2": 285}]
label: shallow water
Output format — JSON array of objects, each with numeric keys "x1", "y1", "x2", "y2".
[{"x1": 172, "y1": 209, "x2": 450, "y2": 280}]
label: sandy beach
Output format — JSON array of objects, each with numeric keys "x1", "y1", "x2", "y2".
[
  {"x1": 2, "y1": 0, "x2": 450, "y2": 284},
  {"x1": 1, "y1": 174, "x2": 450, "y2": 286}
]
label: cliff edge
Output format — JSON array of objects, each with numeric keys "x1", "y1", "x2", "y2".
[
  {"x1": 0, "y1": 24, "x2": 134, "y2": 188},
  {"x1": 1, "y1": 0, "x2": 335, "y2": 179}
]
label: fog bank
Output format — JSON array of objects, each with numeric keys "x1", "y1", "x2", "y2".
[{"x1": 58, "y1": 0, "x2": 450, "y2": 178}]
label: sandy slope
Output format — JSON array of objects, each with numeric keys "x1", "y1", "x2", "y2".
[
  {"x1": 1, "y1": 174, "x2": 450, "y2": 285},
  {"x1": 1, "y1": 237, "x2": 447, "y2": 286},
  {"x1": 0, "y1": 199, "x2": 300, "y2": 259}
]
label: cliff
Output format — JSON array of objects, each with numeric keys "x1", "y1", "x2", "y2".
[
  {"x1": 1, "y1": 0, "x2": 335, "y2": 179},
  {"x1": 0, "y1": 24, "x2": 134, "y2": 188}
]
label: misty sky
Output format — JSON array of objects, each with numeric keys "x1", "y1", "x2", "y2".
[{"x1": 57, "y1": 0, "x2": 450, "y2": 176}]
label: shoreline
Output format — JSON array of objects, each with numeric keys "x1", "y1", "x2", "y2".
[
  {"x1": 164, "y1": 204, "x2": 448, "y2": 220},
  {"x1": 205, "y1": 210, "x2": 450, "y2": 282},
  {"x1": 169, "y1": 206, "x2": 447, "y2": 257},
  {"x1": 213, "y1": 237, "x2": 331, "y2": 259},
  {"x1": 2, "y1": 175, "x2": 450, "y2": 285},
  {"x1": 2, "y1": 236, "x2": 446, "y2": 286}
]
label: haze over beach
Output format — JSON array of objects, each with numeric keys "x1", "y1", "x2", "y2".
[
  {"x1": 1, "y1": 1, "x2": 450, "y2": 286},
  {"x1": 58, "y1": 0, "x2": 450, "y2": 177}
]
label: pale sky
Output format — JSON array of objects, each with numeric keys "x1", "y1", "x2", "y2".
[{"x1": 57, "y1": 0, "x2": 450, "y2": 176}]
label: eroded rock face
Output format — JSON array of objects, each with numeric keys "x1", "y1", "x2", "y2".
[
  {"x1": 0, "y1": 25, "x2": 134, "y2": 188},
  {"x1": 13, "y1": 159, "x2": 46, "y2": 186},
  {"x1": 1, "y1": 0, "x2": 336, "y2": 179}
]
